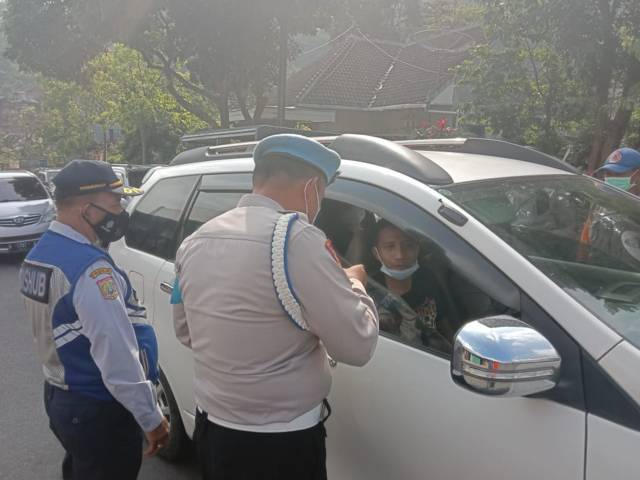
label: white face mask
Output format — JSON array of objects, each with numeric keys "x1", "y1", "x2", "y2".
[
  {"x1": 374, "y1": 248, "x2": 419, "y2": 280},
  {"x1": 380, "y1": 262, "x2": 419, "y2": 280},
  {"x1": 304, "y1": 178, "x2": 321, "y2": 224}
]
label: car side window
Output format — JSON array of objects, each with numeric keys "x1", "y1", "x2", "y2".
[
  {"x1": 126, "y1": 175, "x2": 198, "y2": 260},
  {"x1": 320, "y1": 180, "x2": 520, "y2": 358},
  {"x1": 181, "y1": 191, "x2": 246, "y2": 241}
]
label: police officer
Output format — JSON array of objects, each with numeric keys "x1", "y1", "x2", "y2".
[
  {"x1": 172, "y1": 134, "x2": 379, "y2": 479},
  {"x1": 19, "y1": 160, "x2": 169, "y2": 480}
]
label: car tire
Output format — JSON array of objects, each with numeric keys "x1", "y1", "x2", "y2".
[{"x1": 156, "y1": 369, "x2": 189, "y2": 461}]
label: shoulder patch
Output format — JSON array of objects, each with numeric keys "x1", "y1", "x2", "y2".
[
  {"x1": 89, "y1": 267, "x2": 113, "y2": 279},
  {"x1": 20, "y1": 263, "x2": 53, "y2": 303},
  {"x1": 325, "y1": 239, "x2": 342, "y2": 266},
  {"x1": 96, "y1": 275, "x2": 119, "y2": 300}
]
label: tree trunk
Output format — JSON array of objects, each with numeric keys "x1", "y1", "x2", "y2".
[
  {"x1": 588, "y1": 56, "x2": 640, "y2": 171},
  {"x1": 586, "y1": 0, "x2": 618, "y2": 173},
  {"x1": 253, "y1": 94, "x2": 268, "y2": 124},
  {"x1": 604, "y1": 104, "x2": 633, "y2": 154},
  {"x1": 217, "y1": 93, "x2": 230, "y2": 129},
  {"x1": 236, "y1": 91, "x2": 254, "y2": 124},
  {"x1": 140, "y1": 126, "x2": 147, "y2": 165}
]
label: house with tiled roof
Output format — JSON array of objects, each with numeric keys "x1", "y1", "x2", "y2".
[{"x1": 230, "y1": 26, "x2": 484, "y2": 137}]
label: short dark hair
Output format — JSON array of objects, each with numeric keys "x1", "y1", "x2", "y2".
[
  {"x1": 54, "y1": 192, "x2": 96, "y2": 210},
  {"x1": 252, "y1": 154, "x2": 323, "y2": 186},
  {"x1": 367, "y1": 219, "x2": 398, "y2": 248}
]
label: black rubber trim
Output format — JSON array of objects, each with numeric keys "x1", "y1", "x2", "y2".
[
  {"x1": 582, "y1": 350, "x2": 640, "y2": 432},
  {"x1": 329, "y1": 134, "x2": 453, "y2": 185},
  {"x1": 521, "y1": 294, "x2": 586, "y2": 411}
]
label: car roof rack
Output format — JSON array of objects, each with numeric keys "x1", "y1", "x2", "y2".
[
  {"x1": 171, "y1": 136, "x2": 339, "y2": 166},
  {"x1": 399, "y1": 138, "x2": 578, "y2": 174},
  {"x1": 329, "y1": 134, "x2": 453, "y2": 185},
  {"x1": 171, "y1": 134, "x2": 454, "y2": 185},
  {"x1": 180, "y1": 125, "x2": 338, "y2": 146}
]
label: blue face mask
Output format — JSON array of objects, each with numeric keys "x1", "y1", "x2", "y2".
[{"x1": 605, "y1": 176, "x2": 632, "y2": 191}]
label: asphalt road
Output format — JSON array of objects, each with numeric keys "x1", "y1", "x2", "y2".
[{"x1": 0, "y1": 254, "x2": 199, "y2": 480}]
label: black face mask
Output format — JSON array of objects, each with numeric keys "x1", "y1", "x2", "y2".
[{"x1": 84, "y1": 203, "x2": 130, "y2": 245}]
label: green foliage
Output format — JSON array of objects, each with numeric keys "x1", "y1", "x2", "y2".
[
  {"x1": 87, "y1": 44, "x2": 208, "y2": 163},
  {"x1": 6, "y1": 44, "x2": 208, "y2": 165},
  {"x1": 3, "y1": 0, "x2": 336, "y2": 127},
  {"x1": 458, "y1": 0, "x2": 640, "y2": 166},
  {"x1": 423, "y1": 0, "x2": 484, "y2": 29}
]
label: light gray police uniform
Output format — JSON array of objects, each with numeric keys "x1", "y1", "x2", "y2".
[{"x1": 171, "y1": 135, "x2": 379, "y2": 432}]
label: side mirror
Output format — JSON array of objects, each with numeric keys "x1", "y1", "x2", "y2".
[{"x1": 451, "y1": 316, "x2": 561, "y2": 398}]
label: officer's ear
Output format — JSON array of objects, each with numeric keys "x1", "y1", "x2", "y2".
[
  {"x1": 79, "y1": 194, "x2": 101, "y2": 219},
  {"x1": 315, "y1": 176, "x2": 328, "y2": 197}
]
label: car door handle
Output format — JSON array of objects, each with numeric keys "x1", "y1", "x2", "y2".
[{"x1": 159, "y1": 281, "x2": 174, "y2": 295}]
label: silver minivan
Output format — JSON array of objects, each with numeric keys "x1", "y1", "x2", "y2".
[{"x1": 0, "y1": 171, "x2": 56, "y2": 254}]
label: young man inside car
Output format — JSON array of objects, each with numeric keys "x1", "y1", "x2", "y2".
[{"x1": 366, "y1": 219, "x2": 452, "y2": 353}]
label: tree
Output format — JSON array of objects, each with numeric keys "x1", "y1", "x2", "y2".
[
  {"x1": 328, "y1": 0, "x2": 424, "y2": 41},
  {"x1": 7, "y1": 44, "x2": 208, "y2": 165},
  {"x1": 3, "y1": 0, "x2": 334, "y2": 128},
  {"x1": 88, "y1": 44, "x2": 207, "y2": 163},
  {"x1": 458, "y1": 1, "x2": 591, "y2": 156},
  {"x1": 553, "y1": 0, "x2": 640, "y2": 171},
  {"x1": 459, "y1": 0, "x2": 640, "y2": 168},
  {"x1": 14, "y1": 78, "x2": 99, "y2": 166}
]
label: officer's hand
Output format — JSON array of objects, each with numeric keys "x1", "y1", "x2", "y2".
[
  {"x1": 344, "y1": 264, "x2": 367, "y2": 284},
  {"x1": 144, "y1": 418, "x2": 170, "y2": 457}
]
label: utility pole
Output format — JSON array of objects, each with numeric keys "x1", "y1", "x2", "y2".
[
  {"x1": 277, "y1": 13, "x2": 288, "y2": 126},
  {"x1": 103, "y1": 128, "x2": 108, "y2": 162}
]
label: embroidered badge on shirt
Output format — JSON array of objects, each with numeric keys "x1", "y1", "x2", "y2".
[
  {"x1": 97, "y1": 276, "x2": 118, "y2": 300},
  {"x1": 325, "y1": 239, "x2": 342, "y2": 266},
  {"x1": 89, "y1": 267, "x2": 113, "y2": 279}
]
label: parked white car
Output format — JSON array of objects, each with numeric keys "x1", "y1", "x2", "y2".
[
  {"x1": 0, "y1": 171, "x2": 56, "y2": 254},
  {"x1": 110, "y1": 135, "x2": 640, "y2": 480}
]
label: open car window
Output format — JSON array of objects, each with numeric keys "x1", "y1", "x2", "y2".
[{"x1": 317, "y1": 191, "x2": 515, "y2": 358}]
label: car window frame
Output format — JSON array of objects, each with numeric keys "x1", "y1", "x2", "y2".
[
  {"x1": 125, "y1": 173, "x2": 201, "y2": 260},
  {"x1": 177, "y1": 173, "x2": 253, "y2": 245},
  {"x1": 325, "y1": 178, "x2": 519, "y2": 353},
  {"x1": 326, "y1": 177, "x2": 586, "y2": 409}
]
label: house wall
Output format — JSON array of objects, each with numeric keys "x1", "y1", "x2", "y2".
[{"x1": 331, "y1": 108, "x2": 457, "y2": 136}]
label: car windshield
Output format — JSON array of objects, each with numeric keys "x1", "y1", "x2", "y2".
[
  {"x1": 0, "y1": 177, "x2": 49, "y2": 202},
  {"x1": 441, "y1": 175, "x2": 640, "y2": 349}
]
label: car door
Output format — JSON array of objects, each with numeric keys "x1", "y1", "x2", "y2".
[
  {"x1": 323, "y1": 177, "x2": 586, "y2": 480},
  {"x1": 110, "y1": 174, "x2": 201, "y2": 429},
  {"x1": 152, "y1": 173, "x2": 251, "y2": 434}
]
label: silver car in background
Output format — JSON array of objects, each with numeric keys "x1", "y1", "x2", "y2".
[{"x1": 0, "y1": 171, "x2": 56, "y2": 254}]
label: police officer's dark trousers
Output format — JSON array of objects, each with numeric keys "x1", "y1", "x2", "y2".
[
  {"x1": 194, "y1": 408, "x2": 328, "y2": 480},
  {"x1": 44, "y1": 382, "x2": 143, "y2": 480}
]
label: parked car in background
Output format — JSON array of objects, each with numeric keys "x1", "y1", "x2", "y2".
[
  {"x1": 0, "y1": 171, "x2": 55, "y2": 254},
  {"x1": 140, "y1": 165, "x2": 165, "y2": 186},
  {"x1": 111, "y1": 132, "x2": 640, "y2": 480},
  {"x1": 110, "y1": 163, "x2": 163, "y2": 188},
  {"x1": 35, "y1": 168, "x2": 61, "y2": 194}
]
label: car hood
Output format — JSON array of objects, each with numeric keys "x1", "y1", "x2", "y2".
[{"x1": 0, "y1": 199, "x2": 53, "y2": 217}]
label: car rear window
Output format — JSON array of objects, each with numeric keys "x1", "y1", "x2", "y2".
[{"x1": 0, "y1": 177, "x2": 49, "y2": 202}]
